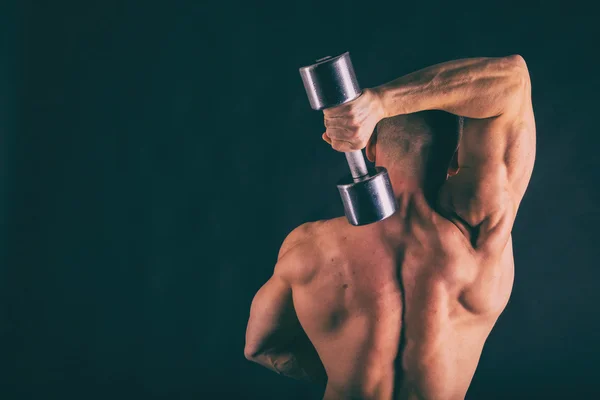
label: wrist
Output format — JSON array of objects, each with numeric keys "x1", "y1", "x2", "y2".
[
  {"x1": 371, "y1": 86, "x2": 389, "y2": 119},
  {"x1": 374, "y1": 76, "x2": 427, "y2": 118}
]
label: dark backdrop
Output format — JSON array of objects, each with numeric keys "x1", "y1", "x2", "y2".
[{"x1": 1, "y1": 1, "x2": 599, "y2": 399}]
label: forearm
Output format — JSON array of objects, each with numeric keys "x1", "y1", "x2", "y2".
[
  {"x1": 248, "y1": 336, "x2": 327, "y2": 386},
  {"x1": 375, "y1": 55, "x2": 528, "y2": 119}
]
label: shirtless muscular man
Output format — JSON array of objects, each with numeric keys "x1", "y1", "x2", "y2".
[{"x1": 245, "y1": 55, "x2": 535, "y2": 400}]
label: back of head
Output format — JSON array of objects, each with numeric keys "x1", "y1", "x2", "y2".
[{"x1": 374, "y1": 110, "x2": 461, "y2": 196}]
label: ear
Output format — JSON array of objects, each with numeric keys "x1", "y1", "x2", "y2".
[
  {"x1": 366, "y1": 130, "x2": 377, "y2": 163},
  {"x1": 447, "y1": 147, "x2": 459, "y2": 177}
]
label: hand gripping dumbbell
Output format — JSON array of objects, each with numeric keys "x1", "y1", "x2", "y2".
[{"x1": 299, "y1": 52, "x2": 398, "y2": 226}]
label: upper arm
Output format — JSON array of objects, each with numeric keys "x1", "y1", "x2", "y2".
[
  {"x1": 245, "y1": 264, "x2": 298, "y2": 358},
  {"x1": 245, "y1": 225, "x2": 317, "y2": 358},
  {"x1": 438, "y1": 55, "x2": 535, "y2": 253}
]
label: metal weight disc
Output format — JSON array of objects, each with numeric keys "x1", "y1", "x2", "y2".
[
  {"x1": 337, "y1": 167, "x2": 398, "y2": 226},
  {"x1": 299, "y1": 53, "x2": 362, "y2": 111}
]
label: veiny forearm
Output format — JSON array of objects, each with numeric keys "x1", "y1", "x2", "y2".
[
  {"x1": 250, "y1": 335, "x2": 327, "y2": 386},
  {"x1": 375, "y1": 55, "x2": 529, "y2": 119}
]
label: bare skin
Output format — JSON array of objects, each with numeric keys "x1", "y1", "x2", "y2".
[{"x1": 245, "y1": 55, "x2": 535, "y2": 399}]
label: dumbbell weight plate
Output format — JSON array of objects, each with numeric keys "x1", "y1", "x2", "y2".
[{"x1": 337, "y1": 167, "x2": 397, "y2": 226}]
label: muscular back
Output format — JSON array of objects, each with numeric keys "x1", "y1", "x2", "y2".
[{"x1": 283, "y1": 190, "x2": 514, "y2": 400}]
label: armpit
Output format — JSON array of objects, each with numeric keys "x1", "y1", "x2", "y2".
[{"x1": 438, "y1": 170, "x2": 515, "y2": 254}]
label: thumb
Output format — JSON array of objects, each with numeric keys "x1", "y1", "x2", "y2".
[{"x1": 322, "y1": 133, "x2": 332, "y2": 145}]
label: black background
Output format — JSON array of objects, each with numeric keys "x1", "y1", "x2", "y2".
[{"x1": 1, "y1": 1, "x2": 599, "y2": 399}]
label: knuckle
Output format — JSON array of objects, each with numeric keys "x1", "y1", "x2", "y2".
[
  {"x1": 342, "y1": 132, "x2": 356, "y2": 141},
  {"x1": 331, "y1": 141, "x2": 345, "y2": 152},
  {"x1": 338, "y1": 103, "x2": 352, "y2": 112},
  {"x1": 328, "y1": 128, "x2": 341, "y2": 138}
]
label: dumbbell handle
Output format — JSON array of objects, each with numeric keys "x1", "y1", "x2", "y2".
[{"x1": 345, "y1": 150, "x2": 369, "y2": 180}]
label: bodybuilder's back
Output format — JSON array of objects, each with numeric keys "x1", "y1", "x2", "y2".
[{"x1": 286, "y1": 191, "x2": 515, "y2": 400}]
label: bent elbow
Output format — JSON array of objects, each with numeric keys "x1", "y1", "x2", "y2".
[
  {"x1": 244, "y1": 342, "x2": 262, "y2": 361},
  {"x1": 505, "y1": 54, "x2": 531, "y2": 88},
  {"x1": 244, "y1": 346, "x2": 257, "y2": 361},
  {"x1": 506, "y1": 54, "x2": 527, "y2": 69}
]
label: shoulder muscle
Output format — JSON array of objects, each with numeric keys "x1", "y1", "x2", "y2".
[{"x1": 276, "y1": 223, "x2": 320, "y2": 285}]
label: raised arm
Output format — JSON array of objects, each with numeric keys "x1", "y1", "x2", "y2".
[
  {"x1": 323, "y1": 55, "x2": 534, "y2": 250},
  {"x1": 375, "y1": 55, "x2": 535, "y2": 249},
  {"x1": 378, "y1": 55, "x2": 530, "y2": 120}
]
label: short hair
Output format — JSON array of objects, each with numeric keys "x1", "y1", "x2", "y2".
[{"x1": 375, "y1": 110, "x2": 461, "y2": 171}]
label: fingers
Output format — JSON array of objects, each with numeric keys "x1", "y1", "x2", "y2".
[
  {"x1": 320, "y1": 90, "x2": 380, "y2": 152},
  {"x1": 322, "y1": 133, "x2": 363, "y2": 152},
  {"x1": 322, "y1": 104, "x2": 353, "y2": 118},
  {"x1": 323, "y1": 110, "x2": 371, "y2": 148},
  {"x1": 324, "y1": 123, "x2": 358, "y2": 143},
  {"x1": 323, "y1": 115, "x2": 357, "y2": 132},
  {"x1": 332, "y1": 141, "x2": 362, "y2": 152},
  {"x1": 324, "y1": 125, "x2": 370, "y2": 149},
  {"x1": 323, "y1": 109, "x2": 366, "y2": 129},
  {"x1": 322, "y1": 93, "x2": 364, "y2": 117}
]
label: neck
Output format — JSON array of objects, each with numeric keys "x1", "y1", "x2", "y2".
[
  {"x1": 382, "y1": 157, "x2": 447, "y2": 202},
  {"x1": 384, "y1": 165, "x2": 424, "y2": 218},
  {"x1": 386, "y1": 164, "x2": 423, "y2": 192}
]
